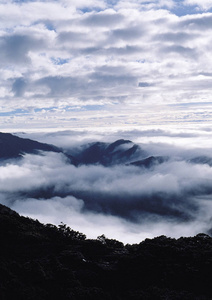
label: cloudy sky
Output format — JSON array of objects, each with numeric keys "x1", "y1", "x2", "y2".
[{"x1": 1, "y1": 0, "x2": 212, "y2": 131}]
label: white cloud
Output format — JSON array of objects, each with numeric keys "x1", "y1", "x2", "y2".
[
  {"x1": 9, "y1": 194, "x2": 211, "y2": 244},
  {"x1": 184, "y1": 0, "x2": 212, "y2": 11},
  {"x1": 1, "y1": 132, "x2": 212, "y2": 243},
  {"x1": 0, "y1": 1, "x2": 211, "y2": 129}
]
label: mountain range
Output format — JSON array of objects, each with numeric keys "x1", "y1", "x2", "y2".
[
  {"x1": 0, "y1": 132, "x2": 166, "y2": 169},
  {"x1": 1, "y1": 132, "x2": 212, "y2": 169}
]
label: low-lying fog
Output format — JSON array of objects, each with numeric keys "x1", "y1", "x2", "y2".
[{"x1": 1, "y1": 126, "x2": 212, "y2": 244}]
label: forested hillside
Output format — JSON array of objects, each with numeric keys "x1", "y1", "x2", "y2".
[{"x1": 0, "y1": 204, "x2": 211, "y2": 300}]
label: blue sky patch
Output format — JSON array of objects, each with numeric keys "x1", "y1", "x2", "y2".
[{"x1": 51, "y1": 57, "x2": 69, "y2": 65}]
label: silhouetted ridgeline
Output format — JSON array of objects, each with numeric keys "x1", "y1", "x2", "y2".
[{"x1": 0, "y1": 203, "x2": 212, "y2": 300}]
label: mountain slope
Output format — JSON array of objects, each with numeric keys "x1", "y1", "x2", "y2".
[
  {"x1": 0, "y1": 204, "x2": 212, "y2": 300},
  {"x1": 129, "y1": 155, "x2": 169, "y2": 168},
  {"x1": 73, "y1": 139, "x2": 147, "y2": 166},
  {"x1": 0, "y1": 132, "x2": 63, "y2": 159},
  {"x1": 188, "y1": 156, "x2": 212, "y2": 166}
]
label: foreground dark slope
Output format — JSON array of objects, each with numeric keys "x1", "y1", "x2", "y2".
[{"x1": 0, "y1": 204, "x2": 212, "y2": 300}]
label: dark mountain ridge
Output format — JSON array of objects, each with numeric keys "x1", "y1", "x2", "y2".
[
  {"x1": 4, "y1": 132, "x2": 212, "y2": 170},
  {"x1": 0, "y1": 132, "x2": 61, "y2": 159},
  {"x1": 0, "y1": 132, "x2": 77, "y2": 165},
  {"x1": 0, "y1": 204, "x2": 212, "y2": 300},
  {"x1": 70, "y1": 139, "x2": 148, "y2": 166},
  {"x1": 0, "y1": 132, "x2": 170, "y2": 169},
  {"x1": 188, "y1": 155, "x2": 212, "y2": 166},
  {"x1": 129, "y1": 155, "x2": 169, "y2": 168}
]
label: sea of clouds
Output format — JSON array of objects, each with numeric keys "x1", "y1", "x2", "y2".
[{"x1": 0, "y1": 127, "x2": 212, "y2": 244}]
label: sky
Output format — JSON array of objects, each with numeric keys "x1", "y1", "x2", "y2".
[{"x1": 1, "y1": 0, "x2": 212, "y2": 131}]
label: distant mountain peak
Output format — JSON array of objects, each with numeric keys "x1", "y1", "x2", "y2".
[
  {"x1": 72, "y1": 139, "x2": 146, "y2": 166},
  {"x1": 106, "y1": 139, "x2": 132, "y2": 152}
]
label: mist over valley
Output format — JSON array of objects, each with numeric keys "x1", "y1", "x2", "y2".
[{"x1": 1, "y1": 130, "x2": 212, "y2": 243}]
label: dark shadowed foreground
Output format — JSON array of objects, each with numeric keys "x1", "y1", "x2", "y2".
[{"x1": 0, "y1": 204, "x2": 212, "y2": 300}]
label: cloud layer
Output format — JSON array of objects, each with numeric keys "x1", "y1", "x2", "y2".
[
  {"x1": 1, "y1": 130, "x2": 212, "y2": 243},
  {"x1": 1, "y1": 0, "x2": 212, "y2": 130}
]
